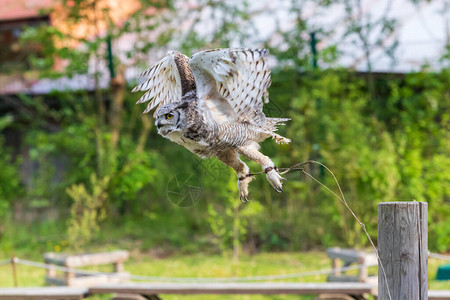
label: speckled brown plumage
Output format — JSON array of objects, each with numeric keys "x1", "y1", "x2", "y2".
[{"x1": 172, "y1": 52, "x2": 196, "y2": 96}]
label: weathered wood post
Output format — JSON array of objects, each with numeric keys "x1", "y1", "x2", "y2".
[
  {"x1": 378, "y1": 202, "x2": 428, "y2": 299},
  {"x1": 11, "y1": 256, "x2": 18, "y2": 287}
]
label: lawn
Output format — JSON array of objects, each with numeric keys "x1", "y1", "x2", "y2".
[{"x1": 0, "y1": 251, "x2": 448, "y2": 300}]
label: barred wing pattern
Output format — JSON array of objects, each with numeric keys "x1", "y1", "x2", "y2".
[
  {"x1": 189, "y1": 48, "x2": 271, "y2": 125},
  {"x1": 132, "y1": 52, "x2": 183, "y2": 116}
]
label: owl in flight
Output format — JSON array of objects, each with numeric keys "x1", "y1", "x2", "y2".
[{"x1": 133, "y1": 48, "x2": 290, "y2": 202}]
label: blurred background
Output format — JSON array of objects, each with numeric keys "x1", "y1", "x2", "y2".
[{"x1": 0, "y1": 0, "x2": 448, "y2": 295}]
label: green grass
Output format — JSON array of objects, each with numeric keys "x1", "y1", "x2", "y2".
[{"x1": 0, "y1": 251, "x2": 448, "y2": 300}]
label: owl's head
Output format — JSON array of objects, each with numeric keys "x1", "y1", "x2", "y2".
[{"x1": 154, "y1": 102, "x2": 189, "y2": 137}]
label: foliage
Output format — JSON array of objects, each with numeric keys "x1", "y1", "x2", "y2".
[
  {"x1": 0, "y1": 0, "x2": 448, "y2": 256},
  {"x1": 12, "y1": 66, "x2": 446, "y2": 253},
  {"x1": 66, "y1": 174, "x2": 109, "y2": 250},
  {"x1": 206, "y1": 168, "x2": 264, "y2": 259},
  {"x1": 0, "y1": 116, "x2": 22, "y2": 220},
  {"x1": 391, "y1": 69, "x2": 450, "y2": 251}
]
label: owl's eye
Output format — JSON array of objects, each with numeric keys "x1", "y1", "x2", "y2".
[{"x1": 166, "y1": 113, "x2": 174, "y2": 120}]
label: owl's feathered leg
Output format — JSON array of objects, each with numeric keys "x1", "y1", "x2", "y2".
[
  {"x1": 238, "y1": 142, "x2": 286, "y2": 193},
  {"x1": 217, "y1": 150, "x2": 254, "y2": 202}
]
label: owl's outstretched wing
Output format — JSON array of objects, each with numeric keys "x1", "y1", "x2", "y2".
[
  {"x1": 189, "y1": 48, "x2": 271, "y2": 125},
  {"x1": 132, "y1": 51, "x2": 195, "y2": 116}
]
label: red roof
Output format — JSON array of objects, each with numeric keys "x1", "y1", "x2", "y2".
[{"x1": 0, "y1": 0, "x2": 54, "y2": 22}]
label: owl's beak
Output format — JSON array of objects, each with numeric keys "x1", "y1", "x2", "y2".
[{"x1": 156, "y1": 121, "x2": 172, "y2": 136}]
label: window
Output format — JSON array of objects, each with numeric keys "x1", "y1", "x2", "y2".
[{"x1": 0, "y1": 16, "x2": 49, "y2": 73}]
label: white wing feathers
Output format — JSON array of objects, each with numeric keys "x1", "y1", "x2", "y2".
[
  {"x1": 133, "y1": 48, "x2": 272, "y2": 125},
  {"x1": 189, "y1": 48, "x2": 271, "y2": 125},
  {"x1": 132, "y1": 52, "x2": 183, "y2": 116}
]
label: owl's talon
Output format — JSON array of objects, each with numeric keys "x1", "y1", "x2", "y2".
[
  {"x1": 266, "y1": 168, "x2": 285, "y2": 193},
  {"x1": 238, "y1": 175, "x2": 254, "y2": 203},
  {"x1": 240, "y1": 195, "x2": 249, "y2": 203}
]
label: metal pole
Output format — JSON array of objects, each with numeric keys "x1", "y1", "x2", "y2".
[
  {"x1": 106, "y1": 34, "x2": 115, "y2": 80},
  {"x1": 310, "y1": 32, "x2": 318, "y2": 69}
]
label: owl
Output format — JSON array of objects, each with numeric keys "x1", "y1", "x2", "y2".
[{"x1": 133, "y1": 48, "x2": 290, "y2": 202}]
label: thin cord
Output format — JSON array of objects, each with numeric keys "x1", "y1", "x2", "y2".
[
  {"x1": 300, "y1": 161, "x2": 392, "y2": 300},
  {"x1": 0, "y1": 259, "x2": 11, "y2": 267},
  {"x1": 249, "y1": 160, "x2": 392, "y2": 300},
  {"x1": 15, "y1": 257, "x2": 374, "y2": 282},
  {"x1": 2, "y1": 252, "x2": 446, "y2": 282}
]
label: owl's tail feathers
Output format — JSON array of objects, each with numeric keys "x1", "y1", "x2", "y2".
[{"x1": 265, "y1": 118, "x2": 291, "y2": 144}]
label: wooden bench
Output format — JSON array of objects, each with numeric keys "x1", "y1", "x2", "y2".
[
  {"x1": 326, "y1": 248, "x2": 377, "y2": 283},
  {"x1": 372, "y1": 290, "x2": 450, "y2": 300},
  {"x1": 0, "y1": 287, "x2": 89, "y2": 299},
  {"x1": 429, "y1": 290, "x2": 450, "y2": 300},
  {"x1": 44, "y1": 250, "x2": 129, "y2": 287},
  {"x1": 0, "y1": 285, "x2": 448, "y2": 299},
  {"x1": 89, "y1": 282, "x2": 376, "y2": 299}
]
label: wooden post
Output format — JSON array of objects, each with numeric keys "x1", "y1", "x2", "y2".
[
  {"x1": 114, "y1": 260, "x2": 124, "y2": 273},
  {"x1": 65, "y1": 262, "x2": 75, "y2": 286},
  {"x1": 378, "y1": 202, "x2": 428, "y2": 300},
  {"x1": 47, "y1": 264, "x2": 56, "y2": 279},
  {"x1": 331, "y1": 258, "x2": 341, "y2": 276},
  {"x1": 357, "y1": 256, "x2": 368, "y2": 283},
  {"x1": 11, "y1": 256, "x2": 18, "y2": 287}
]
